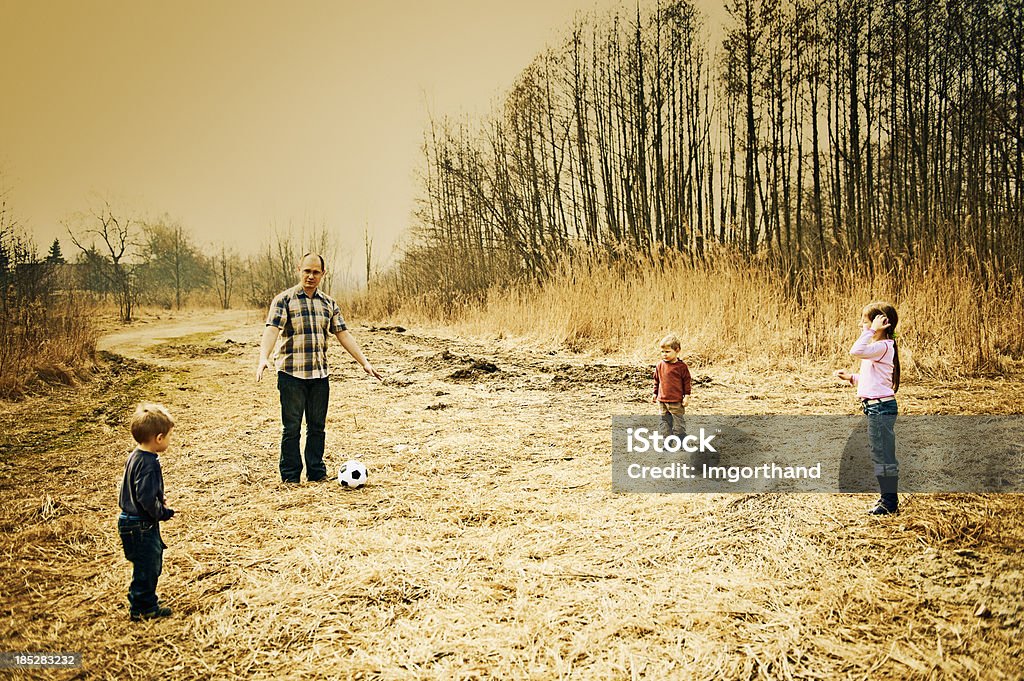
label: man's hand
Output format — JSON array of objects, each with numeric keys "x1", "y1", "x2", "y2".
[
  {"x1": 336, "y1": 330, "x2": 383, "y2": 381},
  {"x1": 257, "y1": 326, "x2": 281, "y2": 382}
]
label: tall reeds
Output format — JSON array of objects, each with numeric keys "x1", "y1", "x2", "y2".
[{"x1": 350, "y1": 247, "x2": 1023, "y2": 376}]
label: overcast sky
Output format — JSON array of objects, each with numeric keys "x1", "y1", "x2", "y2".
[{"x1": 1, "y1": 0, "x2": 727, "y2": 278}]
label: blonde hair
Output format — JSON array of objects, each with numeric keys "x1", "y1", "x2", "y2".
[
  {"x1": 659, "y1": 334, "x2": 681, "y2": 351},
  {"x1": 130, "y1": 403, "x2": 175, "y2": 444}
]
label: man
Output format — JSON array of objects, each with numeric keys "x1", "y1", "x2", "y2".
[{"x1": 256, "y1": 252, "x2": 382, "y2": 483}]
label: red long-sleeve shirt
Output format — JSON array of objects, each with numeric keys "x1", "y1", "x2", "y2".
[{"x1": 653, "y1": 360, "x2": 691, "y2": 402}]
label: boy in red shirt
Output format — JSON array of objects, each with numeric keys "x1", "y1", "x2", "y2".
[{"x1": 653, "y1": 334, "x2": 692, "y2": 438}]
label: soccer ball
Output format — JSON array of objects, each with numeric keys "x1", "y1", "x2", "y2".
[{"x1": 338, "y1": 460, "x2": 368, "y2": 488}]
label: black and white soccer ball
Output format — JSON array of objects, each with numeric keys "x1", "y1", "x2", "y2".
[{"x1": 338, "y1": 460, "x2": 368, "y2": 488}]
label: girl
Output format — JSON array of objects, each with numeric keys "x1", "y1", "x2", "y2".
[{"x1": 834, "y1": 301, "x2": 901, "y2": 515}]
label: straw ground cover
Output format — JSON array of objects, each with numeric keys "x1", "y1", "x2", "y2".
[{"x1": 1, "y1": 310, "x2": 1022, "y2": 679}]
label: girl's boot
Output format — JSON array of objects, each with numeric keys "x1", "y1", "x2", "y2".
[{"x1": 870, "y1": 476, "x2": 899, "y2": 515}]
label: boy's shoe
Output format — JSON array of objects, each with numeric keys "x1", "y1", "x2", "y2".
[
  {"x1": 131, "y1": 605, "x2": 172, "y2": 621},
  {"x1": 308, "y1": 474, "x2": 331, "y2": 483}
]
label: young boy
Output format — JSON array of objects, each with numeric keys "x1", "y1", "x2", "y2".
[
  {"x1": 117, "y1": 402, "x2": 176, "y2": 621},
  {"x1": 653, "y1": 334, "x2": 692, "y2": 438}
]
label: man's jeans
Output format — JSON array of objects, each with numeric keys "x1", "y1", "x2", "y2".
[
  {"x1": 863, "y1": 399, "x2": 899, "y2": 478},
  {"x1": 278, "y1": 371, "x2": 330, "y2": 482},
  {"x1": 118, "y1": 516, "x2": 163, "y2": 614}
]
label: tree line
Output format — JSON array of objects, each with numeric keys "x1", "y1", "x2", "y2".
[
  {"x1": 1, "y1": 199, "x2": 348, "y2": 327},
  {"x1": 401, "y1": 0, "x2": 1023, "y2": 302},
  {"x1": 57, "y1": 202, "x2": 346, "y2": 322},
  {"x1": 0, "y1": 189, "x2": 96, "y2": 396},
  {"x1": 1, "y1": 181, "x2": 355, "y2": 393}
]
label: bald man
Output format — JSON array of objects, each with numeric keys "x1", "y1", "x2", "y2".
[{"x1": 256, "y1": 252, "x2": 382, "y2": 483}]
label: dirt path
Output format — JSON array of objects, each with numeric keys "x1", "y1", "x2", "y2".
[
  {"x1": 1, "y1": 313, "x2": 1022, "y2": 679},
  {"x1": 95, "y1": 309, "x2": 258, "y2": 355}
]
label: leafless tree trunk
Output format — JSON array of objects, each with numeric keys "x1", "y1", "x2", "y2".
[{"x1": 66, "y1": 201, "x2": 138, "y2": 322}]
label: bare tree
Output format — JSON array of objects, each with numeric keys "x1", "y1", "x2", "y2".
[
  {"x1": 66, "y1": 200, "x2": 139, "y2": 322},
  {"x1": 245, "y1": 222, "x2": 344, "y2": 309},
  {"x1": 213, "y1": 244, "x2": 240, "y2": 309},
  {"x1": 140, "y1": 216, "x2": 209, "y2": 309},
  {"x1": 726, "y1": 0, "x2": 765, "y2": 254},
  {"x1": 363, "y1": 225, "x2": 373, "y2": 291}
]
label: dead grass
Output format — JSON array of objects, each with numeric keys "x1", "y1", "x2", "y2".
[
  {"x1": 0, "y1": 313, "x2": 1021, "y2": 679},
  {"x1": 350, "y1": 249, "x2": 1024, "y2": 378},
  {"x1": 0, "y1": 296, "x2": 100, "y2": 399}
]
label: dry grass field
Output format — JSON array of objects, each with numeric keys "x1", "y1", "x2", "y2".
[{"x1": 1, "y1": 309, "x2": 1022, "y2": 680}]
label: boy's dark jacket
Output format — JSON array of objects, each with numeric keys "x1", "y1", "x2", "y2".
[{"x1": 119, "y1": 448, "x2": 175, "y2": 522}]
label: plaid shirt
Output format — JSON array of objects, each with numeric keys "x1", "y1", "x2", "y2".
[{"x1": 266, "y1": 285, "x2": 347, "y2": 379}]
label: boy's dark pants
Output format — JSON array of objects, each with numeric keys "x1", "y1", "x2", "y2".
[
  {"x1": 118, "y1": 516, "x2": 164, "y2": 614},
  {"x1": 278, "y1": 371, "x2": 330, "y2": 482},
  {"x1": 658, "y1": 401, "x2": 687, "y2": 438}
]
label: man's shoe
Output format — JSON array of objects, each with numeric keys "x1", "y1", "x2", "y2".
[
  {"x1": 307, "y1": 474, "x2": 331, "y2": 483},
  {"x1": 131, "y1": 605, "x2": 172, "y2": 621},
  {"x1": 281, "y1": 478, "x2": 300, "y2": 485}
]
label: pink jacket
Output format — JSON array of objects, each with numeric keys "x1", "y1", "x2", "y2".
[{"x1": 850, "y1": 329, "x2": 896, "y2": 399}]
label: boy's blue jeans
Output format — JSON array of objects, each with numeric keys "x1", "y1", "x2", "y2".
[
  {"x1": 862, "y1": 399, "x2": 899, "y2": 478},
  {"x1": 118, "y1": 516, "x2": 163, "y2": 614},
  {"x1": 278, "y1": 371, "x2": 330, "y2": 482}
]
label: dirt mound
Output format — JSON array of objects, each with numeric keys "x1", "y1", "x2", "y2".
[
  {"x1": 546, "y1": 362, "x2": 651, "y2": 388},
  {"x1": 420, "y1": 348, "x2": 504, "y2": 381},
  {"x1": 447, "y1": 359, "x2": 500, "y2": 380}
]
